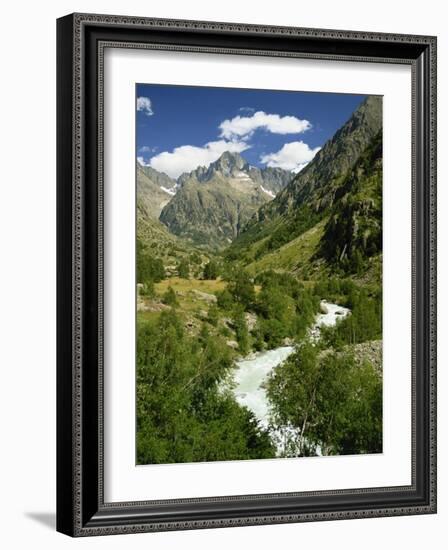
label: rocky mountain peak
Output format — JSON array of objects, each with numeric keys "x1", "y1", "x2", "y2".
[
  {"x1": 210, "y1": 151, "x2": 249, "y2": 175},
  {"x1": 159, "y1": 150, "x2": 293, "y2": 249},
  {"x1": 185, "y1": 151, "x2": 250, "y2": 183}
]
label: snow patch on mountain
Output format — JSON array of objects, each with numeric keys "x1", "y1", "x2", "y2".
[
  {"x1": 160, "y1": 185, "x2": 176, "y2": 196},
  {"x1": 260, "y1": 185, "x2": 276, "y2": 199},
  {"x1": 235, "y1": 171, "x2": 252, "y2": 180}
]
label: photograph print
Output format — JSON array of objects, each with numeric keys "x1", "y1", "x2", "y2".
[{"x1": 136, "y1": 84, "x2": 383, "y2": 465}]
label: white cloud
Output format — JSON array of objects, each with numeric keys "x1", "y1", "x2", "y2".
[
  {"x1": 137, "y1": 96, "x2": 154, "y2": 116},
  {"x1": 137, "y1": 108, "x2": 317, "y2": 177},
  {"x1": 260, "y1": 141, "x2": 321, "y2": 173},
  {"x1": 138, "y1": 145, "x2": 157, "y2": 153},
  {"x1": 219, "y1": 111, "x2": 311, "y2": 140},
  {"x1": 149, "y1": 140, "x2": 250, "y2": 179},
  {"x1": 137, "y1": 156, "x2": 150, "y2": 167}
]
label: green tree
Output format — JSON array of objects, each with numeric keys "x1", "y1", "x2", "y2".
[
  {"x1": 162, "y1": 286, "x2": 178, "y2": 307},
  {"x1": 136, "y1": 310, "x2": 275, "y2": 464},
  {"x1": 216, "y1": 288, "x2": 234, "y2": 310},
  {"x1": 203, "y1": 260, "x2": 219, "y2": 280},
  {"x1": 140, "y1": 280, "x2": 155, "y2": 298},
  {"x1": 267, "y1": 343, "x2": 382, "y2": 456},
  {"x1": 233, "y1": 307, "x2": 250, "y2": 354},
  {"x1": 137, "y1": 239, "x2": 165, "y2": 283},
  {"x1": 189, "y1": 252, "x2": 202, "y2": 265},
  {"x1": 177, "y1": 259, "x2": 190, "y2": 279},
  {"x1": 321, "y1": 287, "x2": 382, "y2": 347},
  {"x1": 228, "y1": 270, "x2": 255, "y2": 309},
  {"x1": 257, "y1": 286, "x2": 295, "y2": 326},
  {"x1": 257, "y1": 318, "x2": 285, "y2": 348},
  {"x1": 253, "y1": 271, "x2": 318, "y2": 345}
]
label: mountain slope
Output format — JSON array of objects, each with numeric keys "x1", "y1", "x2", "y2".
[
  {"x1": 137, "y1": 165, "x2": 178, "y2": 220},
  {"x1": 159, "y1": 152, "x2": 292, "y2": 249},
  {"x1": 243, "y1": 129, "x2": 383, "y2": 282},
  {"x1": 137, "y1": 165, "x2": 204, "y2": 269},
  {"x1": 227, "y1": 96, "x2": 382, "y2": 263},
  {"x1": 245, "y1": 218, "x2": 327, "y2": 277},
  {"x1": 317, "y1": 130, "x2": 382, "y2": 272}
]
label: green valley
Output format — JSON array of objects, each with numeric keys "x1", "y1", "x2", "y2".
[{"x1": 135, "y1": 94, "x2": 383, "y2": 464}]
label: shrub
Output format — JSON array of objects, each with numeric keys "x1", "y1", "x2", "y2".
[
  {"x1": 162, "y1": 286, "x2": 178, "y2": 307},
  {"x1": 140, "y1": 280, "x2": 155, "y2": 298},
  {"x1": 203, "y1": 260, "x2": 219, "y2": 280},
  {"x1": 177, "y1": 259, "x2": 190, "y2": 279},
  {"x1": 216, "y1": 289, "x2": 234, "y2": 310}
]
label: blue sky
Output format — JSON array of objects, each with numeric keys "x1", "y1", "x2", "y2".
[{"x1": 136, "y1": 84, "x2": 368, "y2": 179}]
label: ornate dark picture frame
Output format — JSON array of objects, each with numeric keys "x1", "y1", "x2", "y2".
[{"x1": 57, "y1": 13, "x2": 437, "y2": 537}]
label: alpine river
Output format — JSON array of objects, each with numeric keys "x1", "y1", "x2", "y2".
[{"x1": 231, "y1": 301, "x2": 351, "y2": 451}]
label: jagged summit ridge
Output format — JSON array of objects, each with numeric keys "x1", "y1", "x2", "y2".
[{"x1": 159, "y1": 151, "x2": 293, "y2": 248}]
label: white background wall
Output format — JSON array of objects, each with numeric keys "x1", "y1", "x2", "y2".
[{"x1": 0, "y1": 1, "x2": 445, "y2": 548}]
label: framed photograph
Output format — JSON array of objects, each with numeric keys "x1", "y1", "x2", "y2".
[{"x1": 57, "y1": 13, "x2": 437, "y2": 536}]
